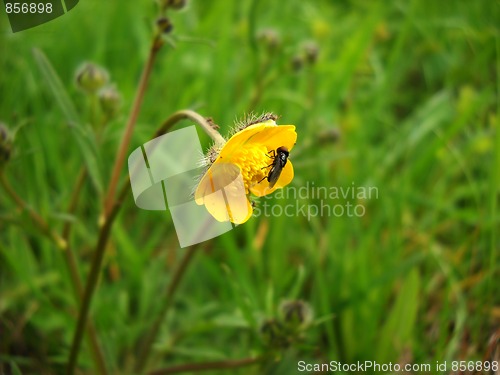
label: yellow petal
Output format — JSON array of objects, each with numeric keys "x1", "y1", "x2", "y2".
[
  {"x1": 195, "y1": 162, "x2": 252, "y2": 223},
  {"x1": 228, "y1": 198, "x2": 253, "y2": 224},
  {"x1": 219, "y1": 123, "x2": 297, "y2": 162},
  {"x1": 250, "y1": 160, "x2": 294, "y2": 197}
]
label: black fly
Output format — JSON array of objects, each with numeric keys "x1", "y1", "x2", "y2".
[{"x1": 259, "y1": 146, "x2": 289, "y2": 188}]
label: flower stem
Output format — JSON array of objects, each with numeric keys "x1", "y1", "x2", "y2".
[
  {"x1": 0, "y1": 173, "x2": 66, "y2": 250},
  {"x1": 148, "y1": 357, "x2": 262, "y2": 375},
  {"x1": 62, "y1": 168, "x2": 109, "y2": 375},
  {"x1": 134, "y1": 245, "x2": 199, "y2": 373},
  {"x1": 154, "y1": 109, "x2": 225, "y2": 145},
  {"x1": 103, "y1": 36, "x2": 163, "y2": 218},
  {"x1": 67, "y1": 35, "x2": 164, "y2": 375},
  {"x1": 65, "y1": 183, "x2": 128, "y2": 375},
  {"x1": 0, "y1": 171, "x2": 108, "y2": 375},
  {"x1": 67, "y1": 110, "x2": 215, "y2": 375},
  {"x1": 132, "y1": 110, "x2": 222, "y2": 373},
  {"x1": 62, "y1": 168, "x2": 87, "y2": 243}
]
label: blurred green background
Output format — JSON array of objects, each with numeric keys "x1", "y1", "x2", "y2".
[{"x1": 0, "y1": 0, "x2": 498, "y2": 374}]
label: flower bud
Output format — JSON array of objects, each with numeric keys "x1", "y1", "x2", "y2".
[
  {"x1": 156, "y1": 16, "x2": 173, "y2": 34},
  {"x1": 279, "y1": 300, "x2": 313, "y2": 330},
  {"x1": 303, "y1": 41, "x2": 319, "y2": 65},
  {"x1": 257, "y1": 29, "x2": 281, "y2": 52},
  {"x1": 0, "y1": 123, "x2": 13, "y2": 169},
  {"x1": 98, "y1": 86, "x2": 121, "y2": 117},
  {"x1": 76, "y1": 63, "x2": 109, "y2": 94},
  {"x1": 162, "y1": 0, "x2": 187, "y2": 10}
]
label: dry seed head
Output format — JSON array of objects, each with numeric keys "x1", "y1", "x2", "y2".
[{"x1": 75, "y1": 62, "x2": 109, "y2": 94}]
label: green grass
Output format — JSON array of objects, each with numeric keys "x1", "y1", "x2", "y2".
[{"x1": 0, "y1": 0, "x2": 498, "y2": 374}]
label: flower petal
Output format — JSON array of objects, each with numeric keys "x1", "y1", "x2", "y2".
[
  {"x1": 228, "y1": 198, "x2": 253, "y2": 224},
  {"x1": 195, "y1": 162, "x2": 252, "y2": 223},
  {"x1": 218, "y1": 123, "x2": 297, "y2": 162}
]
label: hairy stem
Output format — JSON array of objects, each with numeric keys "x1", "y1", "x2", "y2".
[
  {"x1": 154, "y1": 109, "x2": 225, "y2": 144},
  {"x1": 103, "y1": 36, "x2": 163, "y2": 218}
]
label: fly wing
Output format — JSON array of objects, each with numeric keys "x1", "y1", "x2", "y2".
[{"x1": 267, "y1": 163, "x2": 282, "y2": 188}]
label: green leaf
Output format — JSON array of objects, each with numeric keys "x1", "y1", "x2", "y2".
[
  {"x1": 32, "y1": 48, "x2": 103, "y2": 193},
  {"x1": 376, "y1": 269, "x2": 420, "y2": 362}
]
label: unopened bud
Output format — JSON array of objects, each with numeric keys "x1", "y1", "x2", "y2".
[
  {"x1": 156, "y1": 17, "x2": 173, "y2": 34},
  {"x1": 279, "y1": 300, "x2": 313, "y2": 330},
  {"x1": 257, "y1": 29, "x2": 281, "y2": 52},
  {"x1": 98, "y1": 86, "x2": 121, "y2": 117},
  {"x1": 303, "y1": 41, "x2": 319, "y2": 65},
  {"x1": 76, "y1": 63, "x2": 109, "y2": 94}
]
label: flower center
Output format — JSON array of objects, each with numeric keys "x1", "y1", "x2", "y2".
[{"x1": 230, "y1": 144, "x2": 270, "y2": 192}]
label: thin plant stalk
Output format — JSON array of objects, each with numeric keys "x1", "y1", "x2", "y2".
[
  {"x1": 67, "y1": 109, "x2": 223, "y2": 374},
  {"x1": 66, "y1": 35, "x2": 163, "y2": 375},
  {"x1": 133, "y1": 111, "x2": 224, "y2": 372},
  {"x1": 154, "y1": 109, "x2": 225, "y2": 143},
  {"x1": 65, "y1": 183, "x2": 128, "y2": 375},
  {"x1": 103, "y1": 36, "x2": 163, "y2": 218},
  {"x1": 0, "y1": 172, "x2": 108, "y2": 375},
  {"x1": 134, "y1": 245, "x2": 198, "y2": 373},
  {"x1": 62, "y1": 167, "x2": 109, "y2": 375},
  {"x1": 132, "y1": 110, "x2": 224, "y2": 372},
  {"x1": 148, "y1": 357, "x2": 262, "y2": 375},
  {"x1": 0, "y1": 173, "x2": 66, "y2": 250}
]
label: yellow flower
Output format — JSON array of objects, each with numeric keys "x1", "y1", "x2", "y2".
[{"x1": 195, "y1": 119, "x2": 297, "y2": 224}]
